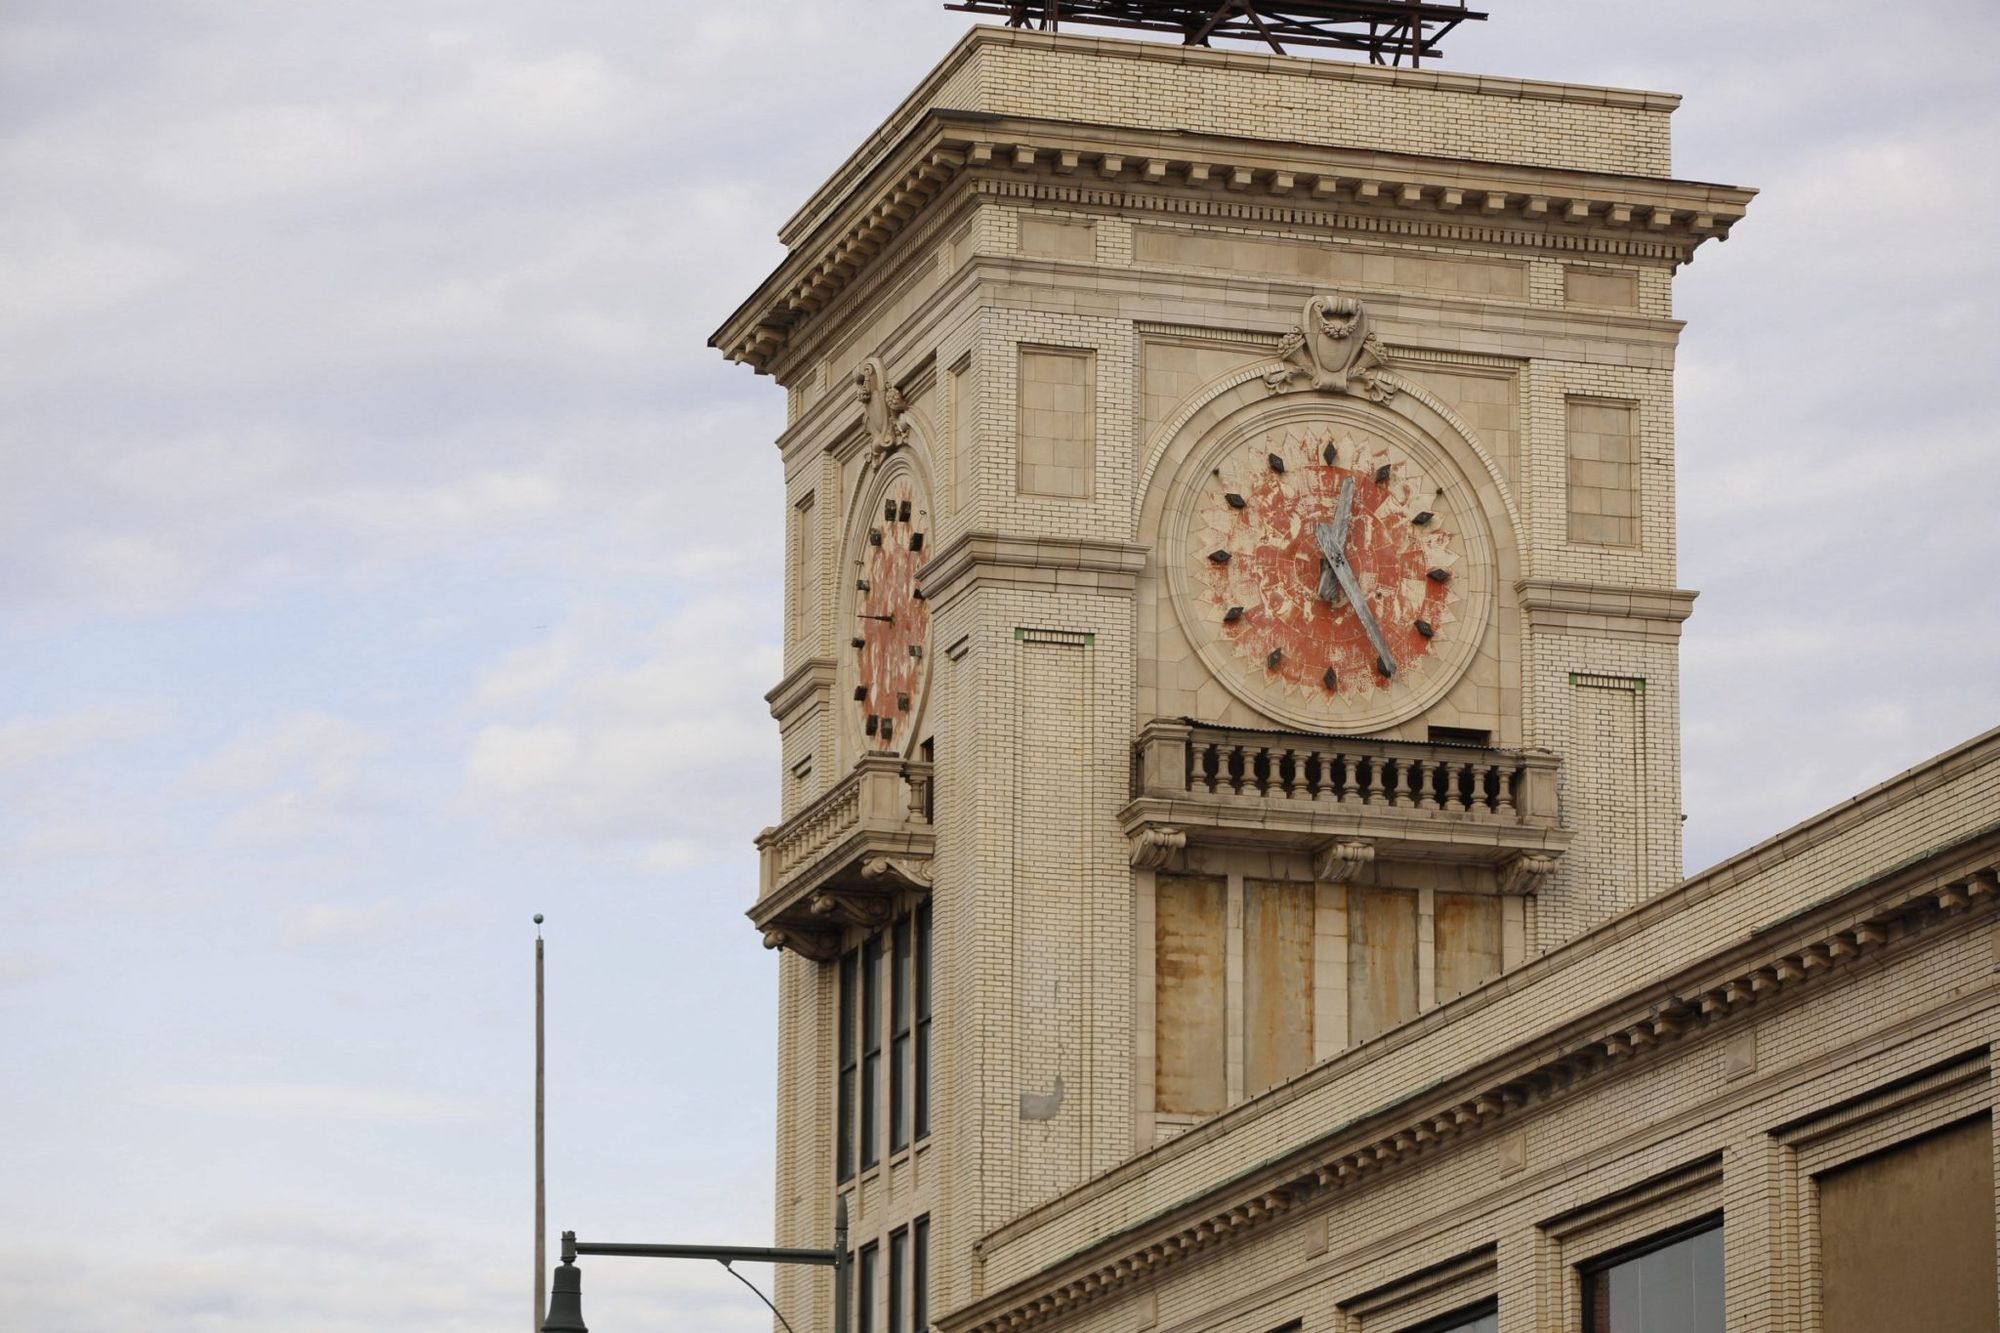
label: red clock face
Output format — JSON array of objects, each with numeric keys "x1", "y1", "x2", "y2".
[
  {"x1": 1183, "y1": 423, "x2": 1470, "y2": 727},
  {"x1": 853, "y1": 475, "x2": 929, "y2": 751}
]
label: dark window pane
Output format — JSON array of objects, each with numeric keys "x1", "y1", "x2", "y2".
[
  {"x1": 1582, "y1": 1217, "x2": 1723, "y2": 1333},
  {"x1": 858, "y1": 1245, "x2": 877, "y2": 1333},
  {"x1": 861, "y1": 937, "x2": 883, "y2": 1169},
  {"x1": 1404, "y1": 1301, "x2": 1497, "y2": 1333},
  {"x1": 892, "y1": 917, "x2": 912, "y2": 1152},
  {"x1": 915, "y1": 903, "x2": 933, "y2": 1140},
  {"x1": 913, "y1": 1215, "x2": 929, "y2": 1333},
  {"x1": 837, "y1": 950, "x2": 858, "y2": 1182},
  {"x1": 889, "y1": 1228, "x2": 907, "y2": 1333}
]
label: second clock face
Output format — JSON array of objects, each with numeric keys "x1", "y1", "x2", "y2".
[
  {"x1": 1178, "y1": 420, "x2": 1484, "y2": 732},
  {"x1": 851, "y1": 473, "x2": 929, "y2": 752}
]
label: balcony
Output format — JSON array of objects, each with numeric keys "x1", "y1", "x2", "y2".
[
  {"x1": 752, "y1": 752, "x2": 934, "y2": 958},
  {"x1": 1124, "y1": 720, "x2": 1569, "y2": 887}
]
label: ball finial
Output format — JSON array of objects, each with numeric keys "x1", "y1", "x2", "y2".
[{"x1": 533, "y1": 913, "x2": 545, "y2": 925}]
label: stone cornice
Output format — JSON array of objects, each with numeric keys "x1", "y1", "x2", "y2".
[
  {"x1": 1520, "y1": 580, "x2": 1696, "y2": 624},
  {"x1": 780, "y1": 28, "x2": 1685, "y2": 249},
  {"x1": 919, "y1": 531, "x2": 1150, "y2": 608},
  {"x1": 765, "y1": 657, "x2": 836, "y2": 722},
  {"x1": 945, "y1": 833, "x2": 2000, "y2": 1333},
  {"x1": 712, "y1": 109, "x2": 1754, "y2": 376}
]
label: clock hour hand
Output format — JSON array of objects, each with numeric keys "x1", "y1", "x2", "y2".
[{"x1": 1314, "y1": 478, "x2": 1358, "y2": 604}]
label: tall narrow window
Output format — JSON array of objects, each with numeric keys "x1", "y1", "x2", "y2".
[
  {"x1": 857, "y1": 1243, "x2": 878, "y2": 1333},
  {"x1": 888, "y1": 1227, "x2": 908, "y2": 1333},
  {"x1": 891, "y1": 916, "x2": 912, "y2": 1152},
  {"x1": 915, "y1": 902, "x2": 933, "y2": 1140},
  {"x1": 837, "y1": 949, "x2": 858, "y2": 1182},
  {"x1": 913, "y1": 1215, "x2": 929, "y2": 1333},
  {"x1": 861, "y1": 935, "x2": 884, "y2": 1169}
]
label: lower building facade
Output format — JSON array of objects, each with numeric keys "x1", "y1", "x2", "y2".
[{"x1": 931, "y1": 727, "x2": 2000, "y2": 1333}]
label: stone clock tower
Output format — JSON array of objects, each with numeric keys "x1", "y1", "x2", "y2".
[{"x1": 713, "y1": 27, "x2": 1752, "y2": 1333}]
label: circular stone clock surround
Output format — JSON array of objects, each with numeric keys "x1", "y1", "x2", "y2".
[{"x1": 1160, "y1": 390, "x2": 1500, "y2": 735}]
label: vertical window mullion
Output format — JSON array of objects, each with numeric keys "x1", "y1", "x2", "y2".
[{"x1": 916, "y1": 900, "x2": 933, "y2": 1140}]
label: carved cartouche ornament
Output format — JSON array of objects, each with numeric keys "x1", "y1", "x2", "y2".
[
  {"x1": 854, "y1": 356, "x2": 911, "y2": 460},
  {"x1": 1265, "y1": 295, "x2": 1396, "y2": 403}
]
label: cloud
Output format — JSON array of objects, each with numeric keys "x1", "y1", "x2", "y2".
[
  {"x1": 0, "y1": 702, "x2": 169, "y2": 776},
  {"x1": 278, "y1": 901, "x2": 399, "y2": 948},
  {"x1": 459, "y1": 595, "x2": 780, "y2": 856},
  {"x1": 143, "y1": 1083, "x2": 476, "y2": 1121}
]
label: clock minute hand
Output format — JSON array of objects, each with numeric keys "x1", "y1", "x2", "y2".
[{"x1": 1328, "y1": 555, "x2": 1397, "y2": 678}]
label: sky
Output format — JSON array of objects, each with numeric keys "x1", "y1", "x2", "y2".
[{"x1": 2, "y1": 2, "x2": 1996, "y2": 1330}]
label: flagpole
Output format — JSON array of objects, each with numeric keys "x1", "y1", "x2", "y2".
[{"x1": 534, "y1": 913, "x2": 547, "y2": 1333}]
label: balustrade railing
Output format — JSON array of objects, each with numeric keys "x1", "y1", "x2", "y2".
[
  {"x1": 1135, "y1": 720, "x2": 1559, "y2": 825},
  {"x1": 758, "y1": 753, "x2": 934, "y2": 900}
]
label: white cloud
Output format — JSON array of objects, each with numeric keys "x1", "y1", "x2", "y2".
[
  {"x1": 0, "y1": 702, "x2": 168, "y2": 776},
  {"x1": 143, "y1": 1083, "x2": 476, "y2": 1121}
]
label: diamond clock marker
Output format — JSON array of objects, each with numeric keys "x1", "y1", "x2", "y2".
[
  {"x1": 1323, "y1": 667, "x2": 1338, "y2": 690},
  {"x1": 1415, "y1": 619, "x2": 1435, "y2": 638},
  {"x1": 1322, "y1": 442, "x2": 1338, "y2": 465},
  {"x1": 1427, "y1": 568, "x2": 1451, "y2": 583},
  {"x1": 1413, "y1": 511, "x2": 1434, "y2": 526},
  {"x1": 1267, "y1": 649, "x2": 1283, "y2": 669},
  {"x1": 1208, "y1": 549, "x2": 1232, "y2": 564},
  {"x1": 1267, "y1": 452, "x2": 1286, "y2": 473},
  {"x1": 1225, "y1": 492, "x2": 1246, "y2": 509},
  {"x1": 1223, "y1": 606, "x2": 1244, "y2": 623},
  {"x1": 1373, "y1": 464, "x2": 1392, "y2": 484}
]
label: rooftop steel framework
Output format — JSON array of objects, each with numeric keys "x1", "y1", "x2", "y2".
[{"x1": 942, "y1": 0, "x2": 1487, "y2": 64}]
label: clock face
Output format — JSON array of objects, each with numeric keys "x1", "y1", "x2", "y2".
[
  {"x1": 1175, "y1": 418, "x2": 1487, "y2": 733},
  {"x1": 850, "y1": 472, "x2": 930, "y2": 752}
]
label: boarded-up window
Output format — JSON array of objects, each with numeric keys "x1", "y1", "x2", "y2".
[
  {"x1": 1155, "y1": 875, "x2": 1226, "y2": 1115},
  {"x1": 1819, "y1": 1115, "x2": 1997, "y2": 1333},
  {"x1": 1348, "y1": 887, "x2": 1418, "y2": 1045},
  {"x1": 1434, "y1": 892, "x2": 1502, "y2": 1004},
  {"x1": 1243, "y1": 880, "x2": 1314, "y2": 1093},
  {"x1": 1017, "y1": 346, "x2": 1095, "y2": 499},
  {"x1": 1566, "y1": 397, "x2": 1639, "y2": 547}
]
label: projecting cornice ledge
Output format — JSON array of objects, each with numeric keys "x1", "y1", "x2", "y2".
[
  {"x1": 1517, "y1": 580, "x2": 1697, "y2": 641},
  {"x1": 765, "y1": 657, "x2": 837, "y2": 722},
  {"x1": 711, "y1": 108, "x2": 1756, "y2": 376},
  {"x1": 920, "y1": 531, "x2": 1150, "y2": 608}
]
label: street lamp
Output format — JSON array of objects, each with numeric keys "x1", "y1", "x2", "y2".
[{"x1": 541, "y1": 1196, "x2": 850, "y2": 1333}]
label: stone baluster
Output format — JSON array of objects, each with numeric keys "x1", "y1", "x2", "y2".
[
  {"x1": 1340, "y1": 751, "x2": 1362, "y2": 804},
  {"x1": 1495, "y1": 763, "x2": 1518, "y2": 816},
  {"x1": 1444, "y1": 760, "x2": 1468, "y2": 813},
  {"x1": 1309, "y1": 748, "x2": 1332, "y2": 801},
  {"x1": 1397, "y1": 757, "x2": 1420, "y2": 808},
  {"x1": 1467, "y1": 761, "x2": 1493, "y2": 814},
  {"x1": 1416, "y1": 759, "x2": 1439, "y2": 811},
  {"x1": 1364, "y1": 757, "x2": 1387, "y2": 807}
]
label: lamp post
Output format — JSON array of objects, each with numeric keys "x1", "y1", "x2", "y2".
[{"x1": 541, "y1": 1196, "x2": 850, "y2": 1333}]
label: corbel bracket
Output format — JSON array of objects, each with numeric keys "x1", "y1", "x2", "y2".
[
  {"x1": 1498, "y1": 852, "x2": 1560, "y2": 896},
  {"x1": 1314, "y1": 839, "x2": 1376, "y2": 885},
  {"x1": 1130, "y1": 826, "x2": 1188, "y2": 871}
]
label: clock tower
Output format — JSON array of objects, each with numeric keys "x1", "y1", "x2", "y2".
[{"x1": 714, "y1": 26, "x2": 1751, "y2": 1333}]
